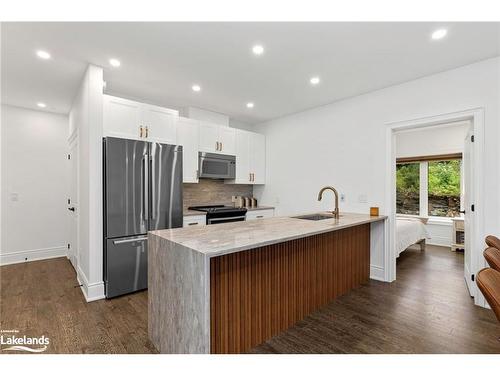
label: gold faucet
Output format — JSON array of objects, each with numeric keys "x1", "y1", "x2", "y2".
[{"x1": 317, "y1": 186, "x2": 340, "y2": 218}]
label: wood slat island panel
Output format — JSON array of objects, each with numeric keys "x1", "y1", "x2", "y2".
[{"x1": 210, "y1": 223, "x2": 370, "y2": 354}]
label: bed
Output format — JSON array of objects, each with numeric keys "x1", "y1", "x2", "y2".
[{"x1": 396, "y1": 217, "x2": 430, "y2": 257}]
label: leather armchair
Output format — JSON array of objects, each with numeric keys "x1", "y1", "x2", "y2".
[
  {"x1": 484, "y1": 247, "x2": 500, "y2": 272},
  {"x1": 477, "y1": 268, "x2": 500, "y2": 322}
]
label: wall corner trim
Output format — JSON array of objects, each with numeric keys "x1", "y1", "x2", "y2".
[{"x1": 77, "y1": 265, "x2": 105, "y2": 302}]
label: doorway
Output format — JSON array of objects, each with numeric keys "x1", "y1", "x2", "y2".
[
  {"x1": 385, "y1": 108, "x2": 486, "y2": 308},
  {"x1": 68, "y1": 132, "x2": 79, "y2": 270}
]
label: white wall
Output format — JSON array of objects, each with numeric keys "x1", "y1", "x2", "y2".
[
  {"x1": 1, "y1": 105, "x2": 69, "y2": 265},
  {"x1": 396, "y1": 121, "x2": 469, "y2": 158},
  {"x1": 254, "y1": 57, "x2": 499, "y2": 279},
  {"x1": 229, "y1": 119, "x2": 255, "y2": 132},
  {"x1": 182, "y1": 106, "x2": 229, "y2": 126},
  {"x1": 69, "y1": 65, "x2": 104, "y2": 302}
]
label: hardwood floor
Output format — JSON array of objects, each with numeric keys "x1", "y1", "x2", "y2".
[
  {"x1": 1, "y1": 245, "x2": 499, "y2": 354},
  {"x1": 0, "y1": 257, "x2": 156, "y2": 354},
  {"x1": 251, "y1": 245, "x2": 500, "y2": 353}
]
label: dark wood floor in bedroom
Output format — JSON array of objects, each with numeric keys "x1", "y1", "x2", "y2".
[{"x1": 1, "y1": 245, "x2": 499, "y2": 354}]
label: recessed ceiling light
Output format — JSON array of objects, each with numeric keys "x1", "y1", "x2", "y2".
[
  {"x1": 310, "y1": 76, "x2": 320, "y2": 85},
  {"x1": 252, "y1": 45, "x2": 264, "y2": 55},
  {"x1": 37, "y1": 102, "x2": 47, "y2": 108},
  {"x1": 192, "y1": 84, "x2": 201, "y2": 92},
  {"x1": 109, "y1": 58, "x2": 121, "y2": 67},
  {"x1": 246, "y1": 102, "x2": 254, "y2": 109},
  {"x1": 36, "y1": 50, "x2": 51, "y2": 60},
  {"x1": 431, "y1": 28, "x2": 448, "y2": 40}
]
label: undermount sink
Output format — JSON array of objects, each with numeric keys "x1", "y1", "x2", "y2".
[{"x1": 293, "y1": 214, "x2": 337, "y2": 221}]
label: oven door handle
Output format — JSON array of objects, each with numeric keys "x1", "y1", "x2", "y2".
[{"x1": 208, "y1": 215, "x2": 246, "y2": 223}]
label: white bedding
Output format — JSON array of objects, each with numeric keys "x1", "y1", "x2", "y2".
[{"x1": 396, "y1": 217, "x2": 430, "y2": 257}]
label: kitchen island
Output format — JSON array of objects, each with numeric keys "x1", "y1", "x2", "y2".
[{"x1": 148, "y1": 212, "x2": 387, "y2": 354}]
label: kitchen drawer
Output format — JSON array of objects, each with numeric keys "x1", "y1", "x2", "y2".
[
  {"x1": 183, "y1": 215, "x2": 207, "y2": 228},
  {"x1": 246, "y1": 209, "x2": 275, "y2": 221}
]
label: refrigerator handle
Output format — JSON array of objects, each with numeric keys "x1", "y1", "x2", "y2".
[
  {"x1": 150, "y1": 153, "x2": 156, "y2": 220},
  {"x1": 143, "y1": 155, "x2": 149, "y2": 222}
]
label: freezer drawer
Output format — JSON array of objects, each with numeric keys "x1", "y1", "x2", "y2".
[{"x1": 105, "y1": 236, "x2": 148, "y2": 298}]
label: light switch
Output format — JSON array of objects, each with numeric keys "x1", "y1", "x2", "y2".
[
  {"x1": 358, "y1": 194, "x2": 368, "y2": 203},
  {"x1": 340, "y1": 193, "x2": 346, "y2": 202},
  {"x1": 10, "y1": 192, "x2": 19, "y2": 202}
]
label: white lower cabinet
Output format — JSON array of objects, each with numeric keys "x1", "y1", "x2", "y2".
[
  {"x1": 176, "y1": 117, "x2": 200, "y2": 183},
  {"x1": 246, "y1": 209, "x2": 274, "y2": 221},
  {"x1": 183, "y1": 215, "x2": 206, "y2": 227}
]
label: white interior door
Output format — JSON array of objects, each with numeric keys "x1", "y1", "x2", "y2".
[
  {"x1": 68, "y1": 137, "x2": 79, "y2": 270},
  {"x1": 463, "y1": 128, "x2": 474, "y2": 297}
]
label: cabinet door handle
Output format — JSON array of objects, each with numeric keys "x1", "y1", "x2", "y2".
[
  {"x1": 140, "y1": 126, "x2": 144, "y2": 138},
  {"x1": 256, "y1": 215, "x2": 264, "y2": 219},
  {"x1": 145, "y1": 126, "x2": 149, "y2": 138},
  {"x1": 188, "y1": 222, "x2": 198, "y2": 226},
  {"x1": 220, "y1": 142, "x2": 223, "y2": 151},
  {"x1": 249, "y1": 173, "x2": 252, "y2": 182},
  {"x1": 216, "y1": 141, "x2": 219, "y2": 151}
]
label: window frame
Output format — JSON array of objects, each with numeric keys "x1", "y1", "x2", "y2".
[{"x1": 396, "y1": 157, "x2": 463, "y2": 222}]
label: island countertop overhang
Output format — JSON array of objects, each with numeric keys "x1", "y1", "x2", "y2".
[{"x1": 149, "y1": 212, "x2": 387, "y2": 258}]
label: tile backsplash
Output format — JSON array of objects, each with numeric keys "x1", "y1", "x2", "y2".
[{"x1": 183, "y1": 179, "x2": 253, "y2": 210}]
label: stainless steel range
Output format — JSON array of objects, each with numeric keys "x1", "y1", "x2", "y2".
[{"x1": 188, "y1": 205, "x2": 247, "y2": 225}]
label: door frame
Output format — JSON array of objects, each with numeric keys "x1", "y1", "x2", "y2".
[
  {"x1": 68, "y1": 129, "x2": 80, "y2": 271},
  {"x1": 384, "y1": 108, "x2": 486, "y2": 307}
]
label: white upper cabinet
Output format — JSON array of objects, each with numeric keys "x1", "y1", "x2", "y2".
[
  {"x1": 218, "y1": 126, "x2": 236, "y2": 155},
  {"x1": 103, "y1": 95, "x2": 178, "y2": 143},
  {"x1": 198, "y1": 122, "x2": 220, "y2": 153},
  {"x1": 176, "y1": 117, "x2": 200, "y2": 183},
  {"x1": 141, "y1": 104, "x2": 177, "y2": 144},
  {"x1": 250, "y1": 132, "x2": 266, "y2": 184},
  {"x1": 234, "y1": 130, "x2": 252, "y2": 183},
  {"x1": 231, "y1": 129, "x2": 266, "y2": 185},
  {"x1": 103, "y1": 95, "x2": 143, "y2": 140},
  {"x1": 198, "y1": 122, "x2": 236, "y2": 155}
]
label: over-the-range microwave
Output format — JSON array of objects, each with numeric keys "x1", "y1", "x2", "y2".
[{"x1": 198, "y1": 152, "x2": 236, "y2": 179}]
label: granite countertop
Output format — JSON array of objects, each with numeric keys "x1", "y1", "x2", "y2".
[{"x1": 151, "y1": 212, "x2": 387, "y2": 258}]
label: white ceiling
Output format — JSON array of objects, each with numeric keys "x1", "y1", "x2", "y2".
[{"x1": 1, "y1": 22, "x2": 499, "y2": 124}]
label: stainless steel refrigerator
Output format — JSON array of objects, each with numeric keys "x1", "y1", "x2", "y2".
[{"x1": 103, "y1": 137, "x2": 183, "y2": 298}]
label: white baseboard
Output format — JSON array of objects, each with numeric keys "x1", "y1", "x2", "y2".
[
  {"x1": 76, "y1": 265, "x2": 105, "y2": 302},
  {"x1": 0, "y1": 246, "x2": 67, "y2": 266},
  {"x1": 370, "y1": 264, "x2": 385, "y2": 281}
]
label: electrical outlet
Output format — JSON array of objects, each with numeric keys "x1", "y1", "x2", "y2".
[
  {"x1": 340, "y1": 193, "x2": 345, "y2": 202},
  {"x1": 10, "y1": 192, "x2": 19, "y2": 202}
]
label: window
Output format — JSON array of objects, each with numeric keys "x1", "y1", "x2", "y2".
[
  {"x1": 428, "y1": 160, "x2": 461, "y2": 217},
  {"x1": 396, "y1": 155, "x2": 462, "y2": 218},
  {"x1": 396, "y1": 163, "x2": 420, "y2": 215}
]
